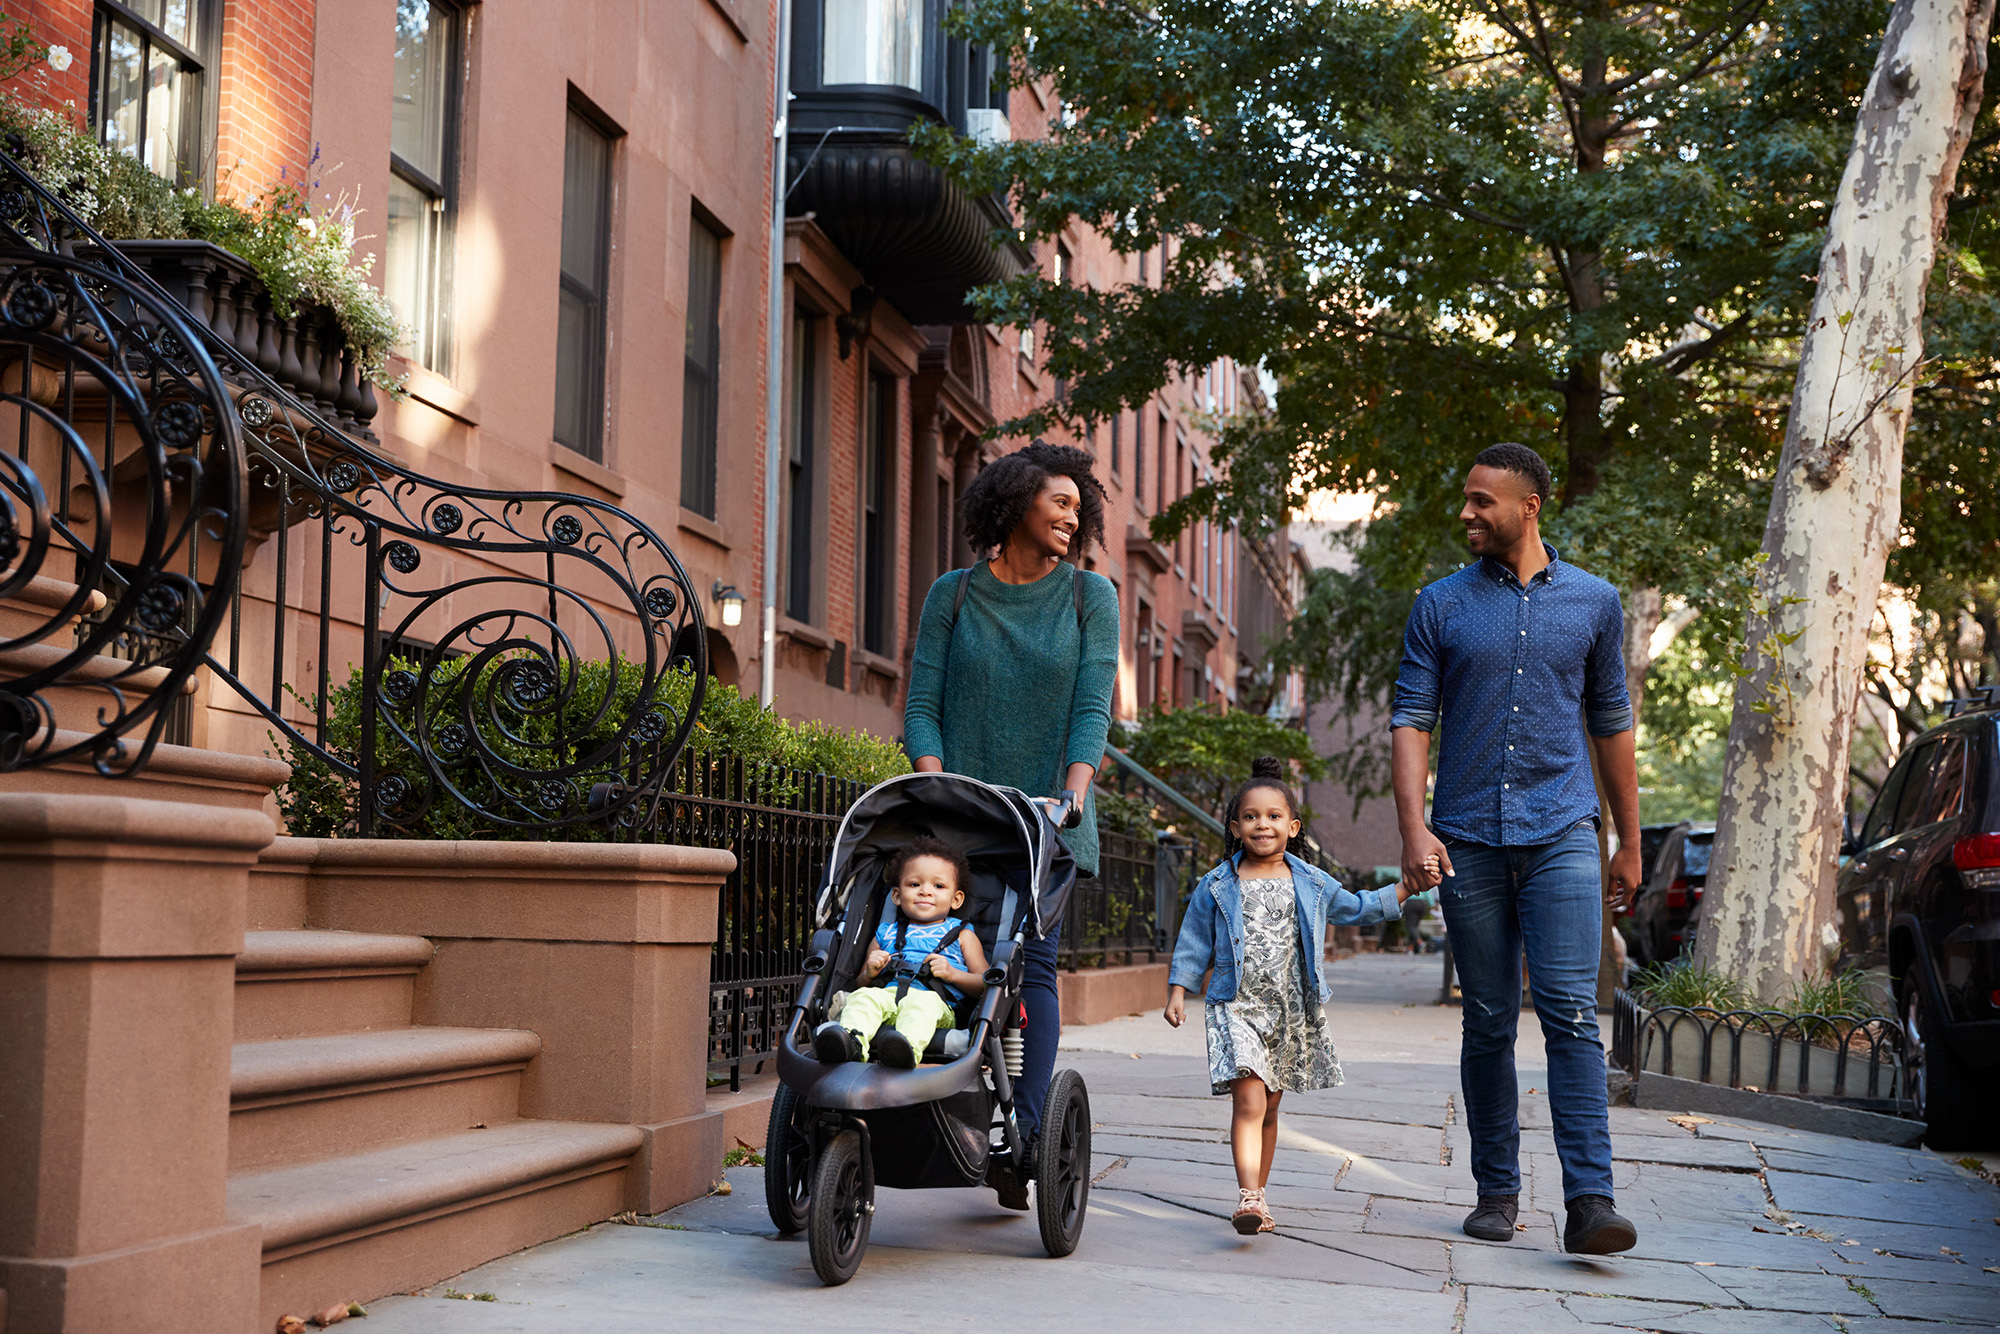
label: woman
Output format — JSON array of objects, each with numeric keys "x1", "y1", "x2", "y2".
[{"x1": 904, "y1": 441, "x2": 1118, "y2": 1209}]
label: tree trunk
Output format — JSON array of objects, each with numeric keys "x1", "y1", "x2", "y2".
[
  {"x1": 1696, "y1": 0, "x2": 1993, "y2": 1001},
  {"x1": 1623, "y1": 586, "x2": 1663, "y2": 724}
]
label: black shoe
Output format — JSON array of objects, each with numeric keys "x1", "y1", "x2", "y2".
[
  {"x1": 813, "y1": 1022, "x2": 863, "y2": 1064},
  {"x1": 988, "y1": 1158, "x2": 1030, "y2": 1211},
  {"x1": 1462, "y1": 1194, "x2": 1520, "y2": 1241},
  {"x1": 870, "y1": 1026, "x2": 916, "y2": 1069},
  {"x1": 1564, "y1": 1195, "x2": 1638, "y2": 1255}
]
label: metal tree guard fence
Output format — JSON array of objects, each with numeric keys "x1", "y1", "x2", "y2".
[
  {"x1": 1611, "y1": 988, "x2": 1906, "y2": 1104},
  {"x1": 0, "y1": 148, "x2": 706, "y2": 827}
]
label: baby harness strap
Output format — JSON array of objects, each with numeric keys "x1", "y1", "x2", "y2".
[{"x1": 890, "y1": 914, "x2": 964, "y2": 1001}]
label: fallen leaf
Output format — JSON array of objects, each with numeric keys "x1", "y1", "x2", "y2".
[
  {"x1": 734, "y1": 1136, "x2": 758, "y2": 1150},
  {"x1": 312, "y1": 1305, "x2": 348, "y2": 1328},
  {"x1": 1941, "y1": 1247, "x2": 1960, "y2": 1256},
  {"x1": 710, "y1": 1179, "x2": 733, "y2": 1196},
  {"x1": 1693, "y1": 1261, "x2": 1715, "y2": 1266},
  {"x1": 1985, "y1": 1266, "x2": 1999, "y2": 1274},
  {"x1": 1666, "y1": 1115, "x2": 1712, "y2": 1133},
  {"x1": 469, "y1": 1122, "x2": 486, "y2": 1130},
  {"x1": 1130, "y1": 1053, "x2": 1142, "y2": 1060},
  {"x1": 346, "y1": 1303, "x2": 368, "y2": 1318},
  {"x1": 277, "y1": 1319, "x2": 307, "y2": 1334},
  {"x1": 1515, "y1": 1223, "x2": 1528, "y2": 1231}
]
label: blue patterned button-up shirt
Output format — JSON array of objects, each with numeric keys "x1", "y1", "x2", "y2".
[{"x1": 1390, "y1": 545, "x2": 1633, "y2": 847}]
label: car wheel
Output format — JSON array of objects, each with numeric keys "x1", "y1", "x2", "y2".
[{"x1": 1901, "y1": 973, "x2": 1992, "y2": 1150}]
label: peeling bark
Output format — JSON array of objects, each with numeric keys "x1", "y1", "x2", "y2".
[{"x1": 1696, "y1": 0, "x2": 1994, "y2": 1001}]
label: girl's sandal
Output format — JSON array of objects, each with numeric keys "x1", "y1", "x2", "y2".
[
  {"x1": 1256, "y1": 1202, "x2": 1277, "y2": 1233},
  {"x1": 1232, "y1": 1188, "x2": 1268, "y2": 1236}
]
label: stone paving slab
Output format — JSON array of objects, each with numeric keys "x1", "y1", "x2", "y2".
[
  {"x1": 369, "y1": 1223, "x2": 1467, "y2": 1332},
  {"x1": 1767, "y1": 1171, "x2": 2000, "y2": 1229},
  {"x1": 348, "y1": 956, "x2": 2000, "y2": 1334}
]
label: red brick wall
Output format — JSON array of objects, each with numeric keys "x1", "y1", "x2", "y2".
[
  {"x1": 215, "y1": 0, "x2": 316, "y2": 198},
  {"x1": 3, "y1": 2, "x2": 93, "y2": 109}
]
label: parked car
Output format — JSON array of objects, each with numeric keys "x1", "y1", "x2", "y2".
[
  {"x1": 1615, "y1": 822, "x2": 1685, "y2": 966},
  {"x1": 1631, "y1": 822, "x2": 1716, "y2": 964},
  {"x1": 1835, "y1": 686, "x2": 2000, "y2": 1148}
]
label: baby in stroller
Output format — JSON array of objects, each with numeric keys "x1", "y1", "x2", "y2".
[{"x1": 813, "y1": 836, "x2": 990, "y2": 1068}]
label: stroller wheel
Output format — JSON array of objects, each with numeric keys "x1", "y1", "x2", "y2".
[
  {"x1": 808, "y1": 1127, "x2": 872, "y2": 1285},
  {"x1": 763, "y1": 1083, "x2": 812, "y2": 1234},
  {"x1": 1036, "y1": 1069, "x2": 1091, "y2": 1257}
]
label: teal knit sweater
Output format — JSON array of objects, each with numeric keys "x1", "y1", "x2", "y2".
[{"x1": 904, "y1": 562, "x2": 1120, "y2": 875}]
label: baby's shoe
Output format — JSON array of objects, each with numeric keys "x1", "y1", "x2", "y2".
[
  {"x1": 813, "y1": 1022, "x2": 863, "y2": 1064},
  {"x1": 1231, "y1": 1187, "x2": 1271, "y2": 1236},
  {"x1": 870, "y1": 1026, "x2": 917, "y2": 1069}
]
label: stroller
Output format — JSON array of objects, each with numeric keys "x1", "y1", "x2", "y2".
[{"x1": 764, "y1": 771, "x2": 1093, "y2": 1284}]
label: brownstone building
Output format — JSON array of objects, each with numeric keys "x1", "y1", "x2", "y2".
[{"x1": 6, "y1": 0, "x2": 1293, "y2": 758}]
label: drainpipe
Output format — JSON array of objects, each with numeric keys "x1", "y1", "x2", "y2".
[{"x1": 759, "y1": 0, "x2": 794, "y2": 707}]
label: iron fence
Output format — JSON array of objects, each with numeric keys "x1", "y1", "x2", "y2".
[
  {"x1": 1060, "y1": 829, "x2": 1193, "y2": 970},
  {"x1": 0, "y1": 149, "x2": 705, "y2": 824},
  {"x1": 607, "y1": 750, "x2": 863, "y2": 1091},
  {"x1": 1612, "y1": 988, "x2": 1906, "y2": 1104}
]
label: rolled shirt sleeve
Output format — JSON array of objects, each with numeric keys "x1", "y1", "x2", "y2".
[
  {"x1": 1584, "y1": 586, "x2": 1634, "y2": 737},
  {"x1": 1390, "y1": 586, "x2": 1442, "y2": 732}
]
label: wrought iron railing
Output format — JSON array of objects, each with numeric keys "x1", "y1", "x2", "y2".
[
  {"x1": 1059, "y1": 829, "x2": 1193, "y2": 971},
  {"x1": 1611, "y1": 988, "x2": 1906, "y2": 1104},
  {"x1": 0, "y1": 148, "x2": 706, "y2": 830},
  {"x1": 600, "y1": 750, "x2": 864, "y2": 1091}
]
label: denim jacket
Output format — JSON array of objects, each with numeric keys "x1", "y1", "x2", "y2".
[{"x1": 1168, "y1": 852, "x2": 1399, "y2": 1005}]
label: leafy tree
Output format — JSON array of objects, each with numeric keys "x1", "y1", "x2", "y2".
[
  {"x1": 924, "y1": 0, "x2": 1999, "y2": 802},
  {"x1": 1113, "y1": 704, "x2": 1327, "y2": 816}
]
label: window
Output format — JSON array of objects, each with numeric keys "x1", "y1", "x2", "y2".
[
  {"x1": 860, "y1": 371, "x2": 895, "y2": 655},
  {"x1": 823, "y1": 0, "x2": 923, "y2": 90},
  {"x1": 1862, "y1": 749, "x2": 1920, "y2": 848},
  {"x1": 91, "y1": 0, "x2": 211, "y2": 183},
  {"x1": 1155, "y1": 413, "x2": 1168, "y2": 512},
  {"x1": 1917, "y1": 734, "x2": 1968, "y2": 827},
  {"x1": 1109, "y1": 412, "x2": 1122, "y2": 478},
  {"x1": 785, "y1": 312, "x2": 819, "y2": 622},
  {"x1": 555, "y1": 104, "x2": 615, "y2": 460},
  {"x1": 1133, "y1": 406, "x2": 1146, "y2": 507},
  {"x1": 681, "y1": 213, "x2": 725, "y2": 516},
  {"x1": 386, "y1": 0, "x2": 461, "y2": 373}
]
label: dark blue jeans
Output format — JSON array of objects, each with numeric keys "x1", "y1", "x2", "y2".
[
  {"x1": 1440, "y1": 821, "x2": 1614, "y2": 1203},
  {"x1": 1016, "y1": 914, "x2": 1061, "y2": 1138}
]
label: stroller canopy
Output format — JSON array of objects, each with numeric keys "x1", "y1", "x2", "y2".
[{"x1": 817, "y1": 772, "x2": 1076, "y2": 943}]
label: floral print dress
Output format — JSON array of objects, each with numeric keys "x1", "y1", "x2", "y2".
[{"x1": 1205, "y1": 876, "x2": 1345, "y2": 1095}]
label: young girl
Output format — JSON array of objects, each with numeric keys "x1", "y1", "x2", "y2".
[{"x1": 1164, "y1": 757, "x2": 1431, "y2": 1235}]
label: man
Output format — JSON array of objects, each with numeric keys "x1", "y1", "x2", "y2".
[{"x1": 1390, "y1": 442, "x2": 1643, "y2": 1256}]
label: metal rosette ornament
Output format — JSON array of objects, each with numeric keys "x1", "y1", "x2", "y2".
[
  {"x1": 0, "y1": 242, "x2": 246, "y2": 774},
  {"x1": 358, "y1": 485, "x2": 708, "y2": 835}
]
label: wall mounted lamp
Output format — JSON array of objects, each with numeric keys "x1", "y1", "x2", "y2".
[{"x1": 712, "y1": 580, "x2": 745, "y2": 628}]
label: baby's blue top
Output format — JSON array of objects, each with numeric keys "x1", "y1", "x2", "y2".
[{"x1": 873, "y1": 916, "x2": 971, "y2": 999}]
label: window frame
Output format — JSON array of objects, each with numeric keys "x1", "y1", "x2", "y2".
[
  {"x1": 784, "y1": 307, "x2": 823, "y2": 624},
  {"x1": 553, "y1": 95, "x2": 619, "y2": 462},
  {"x1": 679, "y1": 205, "x2": 727, "y2": 517},
  {"x1": 90, "y1": 0, "x2": 219, "y2": 189},
  {"x1": 386, "y1": 0, "x2": 464, "y2": 376},
  {"x1": 859, "y1": 366, "x2": 897, "y2": 657}
]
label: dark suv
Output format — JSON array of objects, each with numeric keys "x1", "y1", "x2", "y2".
[
  {"x1": 1631, "y1": 822, "x2": 1716, "y2": 964},
  {"x1": 1835, "y1": 687, "x2": 2000, "y2": 1148}
]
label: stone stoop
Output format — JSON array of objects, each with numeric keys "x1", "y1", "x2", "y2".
[
  {"x1": 1056, "y1": 961, "x2": 1172, "y2": 1027},
  {"x1": 228, "y1": 929, "x2": 641, "y2": 1327}
]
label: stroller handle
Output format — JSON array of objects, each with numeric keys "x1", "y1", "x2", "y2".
[{"x1": 1033, "y1": 791, "x2": 1083, "y2": 830}]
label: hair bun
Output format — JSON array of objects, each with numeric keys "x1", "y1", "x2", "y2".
[{"x1": 1250, "y1": 756, "x2": 1286, "y2": 780}]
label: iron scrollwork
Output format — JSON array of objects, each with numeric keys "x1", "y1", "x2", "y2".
[{"x1": 0, "y1": 146, "x2": 708, "y2": 831}]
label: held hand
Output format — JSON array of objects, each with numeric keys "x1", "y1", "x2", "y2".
[
  {"x1": 1402, "y1": 831, "x2": 1452, "y2": 891},
  {"x1": 923, "y1": 953, "x2": 953, "y2": 985},
  {"x1": 1606, "y1": 844, "x2": 1643, "y2": 913},
  {"x1": 865, "y1": 947, "x2": 892, "y2": 978},
  {"x1": 1163, "y1": 989, "x2": 1186, "y2": 1028}
]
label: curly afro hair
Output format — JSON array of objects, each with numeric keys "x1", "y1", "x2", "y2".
[
  {"x1": 957, "y1": 441, "x2": 1108, "y2": 560},
  {"x1": 886, "y1": 835, "x2": 973, "y2": 898}
]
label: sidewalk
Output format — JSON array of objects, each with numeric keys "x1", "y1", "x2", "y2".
[{"x1": 356, "y1": 956, "x2": 2000, "y2": 1332}]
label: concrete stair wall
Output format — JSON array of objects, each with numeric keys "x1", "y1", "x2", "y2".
[{"x1": 226, "y1": 928, "x2": 642, "y2": 1327}]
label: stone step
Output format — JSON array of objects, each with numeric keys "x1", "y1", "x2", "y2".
[
  {"x1": 235, "y1": 929, "x2": 436, "y2": 1041},
  {"x1": 0, "y1": 638, "x2": 198, "y2": 734},
  {"x1": 0, "y1": 572, "x2": 107, "y2": 641},
  {"x1": 230, "y1": 1120, "x2": 640, "y2": 1330},
  {"x1": 230, "y1": 1026, "x2": 541, "y2": 1173}
]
